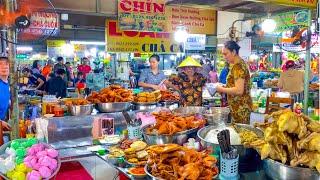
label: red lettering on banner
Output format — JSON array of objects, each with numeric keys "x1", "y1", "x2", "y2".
[
  {"x1": 119, "y1": 0, "x2": 165, "y2": 13},
  {"x1": 108, "y1": 21, "x2": 170, "y2": 39}
]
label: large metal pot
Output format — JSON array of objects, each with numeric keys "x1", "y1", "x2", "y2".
[
  {"x1": 197, "y1": 124, "x2": 263, "y2": 162},
  {"x1": 172, "y1": 106, "x2": 207, "y2": 115},
  {"x1": 263, "y1": 158, "x2": 320, "y2": 180},
  {"x1": 69, "y1": 104, "x2": 93, "y2": 116},
  {"x1": 95, "y1": 102, "x2": 131, "y2": 113},
  {"x1": 141, "y1": 124, "x2": 197, "y2": 145},
  {"x1": 132, "y1": 102, "x2": 158, "y2": 111}
]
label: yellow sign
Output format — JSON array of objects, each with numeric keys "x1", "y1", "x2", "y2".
[
  {"x1": 106, "y1": 20, "x2": 184, "y2": 53},
  {"x1": 167, "y1": 6, "x2": 217, "y2": 35},
  {"x1": 250, "y1": 0, "x2": 317, "y2": 8},
  {"x1": 46, "y1": 40, "x2": 66, "y2": 47},
  {"x1": 117, "y1": 0, "x2": 217, "y2": 34}
]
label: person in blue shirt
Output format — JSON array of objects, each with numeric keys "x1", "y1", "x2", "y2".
[
  {"x1": 138, "y1": 54, "x2": 166, "y2": 91},
  {"x1": 0, "y1": 57, "x2": 12, "y2": 131},
  {"x1": 219, "y1": 62, "x2": 229, "y2": 84}
]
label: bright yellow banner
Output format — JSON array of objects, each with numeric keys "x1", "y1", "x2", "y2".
[
  {"x1": 106, "y1": 20, "x2": 184, "y2": 53},
  {"x1": 117, "y1": 0, "x2": 217, "y2": 34},
  {"x1": 250, "y1": 0, "x2": 317, "y2": 8}
]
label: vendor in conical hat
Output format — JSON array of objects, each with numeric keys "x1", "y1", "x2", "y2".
[{"x1": 165, "y1": 57, "x2": 207, "y2": 106}]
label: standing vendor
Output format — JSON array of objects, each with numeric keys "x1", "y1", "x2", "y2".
[
  {"x1": 138, "y1": 54, "x2": 166, "y2": 91},
  {"x1": 0, "y1": 57, "x2": 12, "y2": 144},
  {"x1": 165, "y1": 57, "x2": 206, "y2": 106},
  {"x1": 216, "y1": 41, "x2": 252, "y2": 124}
]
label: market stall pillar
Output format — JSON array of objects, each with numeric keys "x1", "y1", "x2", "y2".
[
  {"x1": 303, "y1": 9, "x2": 312, "y2": 114},
  {"x1": 5, "y1": 0, "x2": 19, "y2": 139}
]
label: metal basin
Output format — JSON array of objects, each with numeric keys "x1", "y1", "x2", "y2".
[
  {"x1": 69, "y1": 104, "x2": 93, "y2": 116},
  {"x1": 141, "y1": 124, "x2": 198, "y2": 145},
  {"x1": 132, "y1": 102, "x2": 158, "y2": 111},
  {"x1": 95, "y1": 102, "x2": 131, "y2": 113},
  {"x1": 263, "y1": 158, "x2": 320, "y2": 180},
  {"x1": 158, "y1": 101, "x2": 180, "y2": 110},
  {"x1": 197, "y1": 124, "x2": 263, "y2": 162},
  {"x1": 172, "y1": 106, "x2": 207, "y2": 115}
]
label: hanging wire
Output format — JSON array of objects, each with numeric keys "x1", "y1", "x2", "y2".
[{"x1": 0, "y1": 0, "x2": 58, "y2": 45}]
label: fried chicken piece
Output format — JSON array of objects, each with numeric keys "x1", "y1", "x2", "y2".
[
  {"x1": 290, "y1": 151, "x2": 320, "y2": 173},
  {"x1": 248, "y1": 139, "x2": 287, "y2": 163},
  {"x1": 277, "y1": 111, "x2": 308, "y2": 139},
  {"x1": 307, "y1": 121, "x2": 320, "y2": 133},
  {"x1": 297, "y1": 132, "x2": 320, "y2": 153},
  {"x1": 178, "y1": 163, "x2": 201, "y2": 180}
]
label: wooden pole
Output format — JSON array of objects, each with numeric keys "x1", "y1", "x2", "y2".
[{"x1": 5, "y1": 0, "x2": 19, "y2": 139}]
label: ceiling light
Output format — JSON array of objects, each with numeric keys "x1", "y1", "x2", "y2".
[
  {"x1": 261, "y1": 18, "x2": 277, "y2": 33},
  {"x1": 174, "y1": 25, "x2": 188, "y2": 43}
]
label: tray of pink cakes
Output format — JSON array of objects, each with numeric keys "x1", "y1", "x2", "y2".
[{"x1": 0, "y1": 138, "x2": 60, "y2": 180}]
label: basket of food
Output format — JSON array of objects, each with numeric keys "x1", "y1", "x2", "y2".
[
  {"x1": 142, "y1": 111, "x2": 206, "y2": 145},
  {"x1": 243, "y1": 109, "x2": 320, "y2": 180},
  {"x1": 0, "y1": 138, "x2": 60, "y2": 180},
  {"x1": 144, "y1": 144, "x2": 218, "y2": 180},
  {"x1": 87, "y1": 85, "x2": 133, "y2": 113},
  {"x1": 65, "y1": 98, "x2": 93, "y2": 116},
  {"x1": 133, "y1": 91, "x2": 161, "y2": 111}
]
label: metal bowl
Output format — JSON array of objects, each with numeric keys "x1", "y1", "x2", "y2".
[
  {"x1": 172, "y1": 106, "x2": 207, "y2": 115},
  {"x1": 141, "y1": 124, "x2": 198, "y2": 145},
  {"x1": 132, "y1": 102, "x2": 158, "y2": 111},
  {"x1": 197, "y1": 124, "x2": 263, "y2": 162},
  {"x1": 144, "y1": 165, "x2": 163, "y2": 180},
  {"x1": 69, "y1": 104, "x2": 93, "y2": 116},
  {"x1": 95, "y1": 102, "x2": 132, "y2": 113},
  {"x1": 263, "y1": 158, "x2": 320, "y2": 180},
  {"x1": 158, "y1": 101, "x2": 180, "y2": 110}
]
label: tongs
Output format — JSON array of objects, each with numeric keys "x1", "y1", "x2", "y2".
[
  {"x1": 218, "y1": 129, "x2": 237, "y2": 159},
  {"x1": 122, "y1": 111, "x2": 133, "y2": 125}
]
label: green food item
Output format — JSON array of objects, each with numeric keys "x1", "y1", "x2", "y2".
[
  {"x1": 21, "y1": 142, "x2": 29, "y2": 148},
  {"x1": 97, "y1": 149, "x2": 105, "y2": 156},
  {"x1": 27, "y1": 138, "x2": 37, "y2": 146},
  {"x1": 11, "y1": 141, "x2": 20, "y2": 150},
  {"x1": 15, "y1": 157, "x2": 24, "y2": 165},
  {"x1": 16, "y1": 148, "x2": 26, "y2": 158}
]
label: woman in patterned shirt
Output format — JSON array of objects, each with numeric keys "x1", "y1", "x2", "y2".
[
  {"x1": 216, "y1": 41, "x2": 252, "y2": 124},
  {"x1": 165, "y1": 57, "x2": 207, "y2": 106}
]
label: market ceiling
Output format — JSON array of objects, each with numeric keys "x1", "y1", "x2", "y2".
[
  {"x1": 50, "y1": 0, "x2": 301, "y2": 16},
  {"x1": 165, "y1": 0, "x2": 300, "y2": 15}
]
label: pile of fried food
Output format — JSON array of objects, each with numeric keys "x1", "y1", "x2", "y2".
[
  {"x1": 64, "y1": 98, "x2": 91, "y2": 106},
  {"x1": 160, "y1": 90, "x2": 180, "y2": 102},
  {"x1": 134, "y1": 90, "x2": 161, "y2": 103},
  {"x1": 107, "y1": 146, "x2": 125, "y2": 159},
  {"x1": 124, "y1": 141, "x2": 149, "y2": 166},
  {"x1": 87, "y1": 85, "x2": 133, "y2": 103},
  {"x1": 146, "y1": 111, "x2": 206, "y2": 135},
  {"x1": 240, "y1": 109, "x2": 320, "y2": 172},
  {"x1": 146, "y1": 144, "x2": 218, "y2": 180}
]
